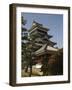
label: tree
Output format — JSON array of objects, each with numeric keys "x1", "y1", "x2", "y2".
[
  {"x1": 41, "y1": 54, "x2": 49, "y2": 76},
  {"x1": 21, "y1": 16, "x2": 38, "y2": 77},
  {"x1": 21, "y1": 16, "x2": 28, "y2": 70},
  {"x1": 21, "y1": 16, "x2": 27, "y2": 25}
]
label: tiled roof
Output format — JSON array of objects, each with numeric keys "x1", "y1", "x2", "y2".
[
  {"x1": 29, "y1": 21, "x2": 49, "y2": 32},
  {"x1": 35, "y1": 44, "x2": 58, "y2": 55}
]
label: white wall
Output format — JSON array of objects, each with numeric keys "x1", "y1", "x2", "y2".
[{"x1": 0, "y1": 0, "x2": 72, "y2": 90}]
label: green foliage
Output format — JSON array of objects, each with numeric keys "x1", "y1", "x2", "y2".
[
  {"x1": 21, "y1": 16, "x2": 37, "y2": 76},
  {"x1": 21, "y1": 16, "x2": 27, "y2": 25}
]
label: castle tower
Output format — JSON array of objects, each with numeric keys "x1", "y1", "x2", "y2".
[{"x1": 29, "y1": 21, "x2": 56, "y2": 47}]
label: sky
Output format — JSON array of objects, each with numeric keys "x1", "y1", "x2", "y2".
[{"x1": 21, "y1": 13, "x2": 63, "y2": 48}]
